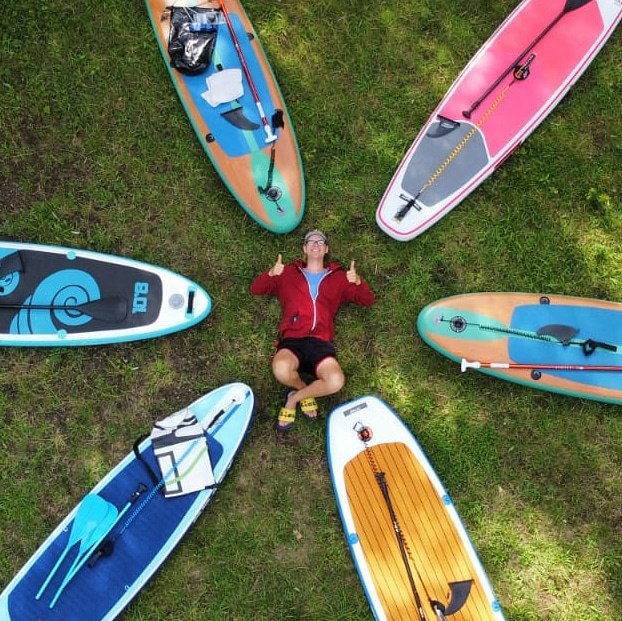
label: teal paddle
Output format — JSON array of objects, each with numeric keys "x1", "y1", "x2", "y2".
[
  {"x1": 35, "y1": 494, "x2": 111, "y2": 600},
  {"x1": 48, "y1": 502, "x2": 120, "y2": 608},
  {"x1": 49, "y1": 484, "x2": 147, "y2": 609}
]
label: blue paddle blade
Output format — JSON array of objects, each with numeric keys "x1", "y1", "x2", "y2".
[
  {"x1": 49, "y1": 502, "x2": 119, "y2": 608},
  {"x1": 35, "y1": 494, "x2": 110, "y2": 600}
]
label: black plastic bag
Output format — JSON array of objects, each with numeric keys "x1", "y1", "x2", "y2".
[{"x1": 167, "y1": 7, "x2": 219, "y2": 76}]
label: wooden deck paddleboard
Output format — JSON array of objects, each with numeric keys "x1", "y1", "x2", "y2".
[
  {"x1": 0, "y1": 383, "x2": 254, "y2": 621},
  {"x1": 327, "y1": 395, "x2": 505, "y2": 621},
  {"x1": 145, "y1": 0, "x2": 305, "y2": 234},
  {"x1": 0, "y1": 241, "x2": 210, "y2": 346},
  {"x1": 376, "y1": 0, "x2": 622, "y2": 240},
  {"x1": 418, "y1": 292, "x2": 622, "y2": 404}
]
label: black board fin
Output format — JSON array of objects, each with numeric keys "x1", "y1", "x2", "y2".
[
  {"x1": 431, "y1": 579, "x2": 473, "y2": 618},
  {"x1": 536, "y1": 324, "x2": 579, "y2": 344},
  {"x1": 221, "y1": 106, "x2": 260, "y2": 130}
]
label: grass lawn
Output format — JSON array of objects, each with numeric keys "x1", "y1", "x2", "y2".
[{"x1": 0, "y1": 0, "x2": 621, "y2": 619}]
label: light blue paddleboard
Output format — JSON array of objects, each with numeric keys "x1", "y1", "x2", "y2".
[{"x1": 0, "y1": 383, "x2": 254, "y2": 621}]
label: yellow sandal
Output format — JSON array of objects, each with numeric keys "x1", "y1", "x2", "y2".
[
  {"x1": 277, "y1": 406, "x2": 296, "y2": 430},
  {"x1": 300, "y1": 397, "x2": 318, "y2": 419}
]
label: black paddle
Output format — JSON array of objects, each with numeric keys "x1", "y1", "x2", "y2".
[
  {"x1": 375, "y1": 472, "x2": 428, "y2": 621},
  {"x1": 0, "y1": 296, "x2": 128, "y2": 323},
  {"x1": 462, "y1": 0, "x2": 595, "y2": 118}
]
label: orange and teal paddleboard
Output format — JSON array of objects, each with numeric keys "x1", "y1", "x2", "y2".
[
  {"x1": 418, "y1": 292, "x2": 622, "y2": 404},
  {"x1": 327, "y1": 395, "x2": 505, "y2": 621},
  {"x1": 145, "y1": 0, "x2": 305, "y2": 233}
]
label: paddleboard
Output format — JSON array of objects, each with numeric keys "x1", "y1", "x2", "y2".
[
  {"x1": 327, "y1": 395, "x2": 505, "y2": 621},
  {"x1": 0, "y1": 241, "x2": 211, "y2": 346},
  {"x1": 376, "y1": 0, "x2": 622, "y2": 240},
  {"x1": 0, "y1": 382, "x2": 254, "y2": 621},
  {"x1": 145, "y1": 0, "x2": 305, "y2": 234},
  {"x1": 418, "y1": 292, "x2": 622, "y2": 404}
]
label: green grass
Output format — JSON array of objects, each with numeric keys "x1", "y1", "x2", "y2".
[{"x1": 1, "y1": 0, "x2": 621, "y2": 619}]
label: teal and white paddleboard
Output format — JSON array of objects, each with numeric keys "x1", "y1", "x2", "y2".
[
  {"x1": 0, "y1": 241, "x2": 211, "y2": 345},
  {"x1": 0, "y1": 382, "x2": 254, "y2": 621}
]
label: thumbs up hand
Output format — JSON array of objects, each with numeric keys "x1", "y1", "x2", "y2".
[
  {"x1": 269, "y1": 254, "x2": 285, "y2": 277},
  {"x1": 346, "y1": 260, "x2": 361, "y2": 285}
]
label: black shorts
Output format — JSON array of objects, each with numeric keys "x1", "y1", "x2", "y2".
[{"x1": 277, "y1": 337, "x2": 337, "y2": 376}]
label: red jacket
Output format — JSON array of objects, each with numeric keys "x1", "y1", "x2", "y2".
[{"x1": 250, "y1": 259, "x2": 375, "y2": 342}]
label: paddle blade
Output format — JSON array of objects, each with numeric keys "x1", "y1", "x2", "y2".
[
  {"x1": 79, "y1": 296, "x2": 128, "y2": 323},
  {"x1": 35, "y1": 494, "x2": 110, "y2": 600},
  {"x1": 564, "y1": 0, "x2": 594, "y2": 12},
  {"x1": 49, "y1": 503, "x2": 119, "y2": 608},
  {"x1": 0, "y1": 252, "x2": 24, "y2": 279}
]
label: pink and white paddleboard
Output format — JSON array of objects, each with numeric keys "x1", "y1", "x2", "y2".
[{"x1": 376, "y1": 0, "x2": 621, "y2": 241}]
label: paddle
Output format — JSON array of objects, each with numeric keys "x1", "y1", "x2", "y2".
[
  {"x1": 86, "y1": 484, "x2": 148, "y2": 568},
  {"x1": 375, "y1": 472, "x2": 428, "y2": 621},
  {"x1": 0, "y1": 296, "x2": 128, "y2": 323},
  {"x1": 48, "y1": 503, "x2": 120, "y2": 608},
  {"x1": 35, "y1": 494, "x2": 111, "y2": 600},
  {"x1": 216, "y1": 0, "x2": 278, "y2": 143},
  {"x1": 461, "y1": 358, "x2": 622, "y2": 372},
  {"x1": 48, "y1": 484, "x2": 147, "y2": 608},
  {"x1": 462, "y1": 0, "x2": 595, "y2": 118}
]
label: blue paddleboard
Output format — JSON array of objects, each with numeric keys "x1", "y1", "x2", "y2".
[{"x1": 0, "y1": 383, "x2": 254, "y2": 620}]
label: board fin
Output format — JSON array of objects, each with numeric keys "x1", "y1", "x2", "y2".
[
  {"x1": 428, "y1": 116, "x2": 460, "y2": 138},
  {"x1": 221, "y1": 106, "x2": 260, "y2": 130},
  {"x1": 536, "y1": 324, "x2": 578, "y2": 344},
  {"x1": 431, "y1": 579, "x2": 473, "y2": 618}
]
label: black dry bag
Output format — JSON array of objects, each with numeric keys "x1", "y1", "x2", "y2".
[{"x1": 167, "y1": 7, "x2": 219, "y2": 76}]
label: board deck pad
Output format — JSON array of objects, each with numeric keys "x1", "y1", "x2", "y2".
[
  {"x1": 376, "y1": 0, "x2": 622, "y2": 240},
  {"x1": 145, "y1": 0, "x2": 305, "y2": 234},
  {"x1": 328, "y1": 396, "x2": 505, "y2": 621},
  {"x1": 0, "y1": 242, "x2": 211, "y2": 346},
  {"x1": 0, "y1": 383, "x2": 254, "y2": 621},
  {"x1": 417, "y1": 292, "x2": 622, "y2": 404}
]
